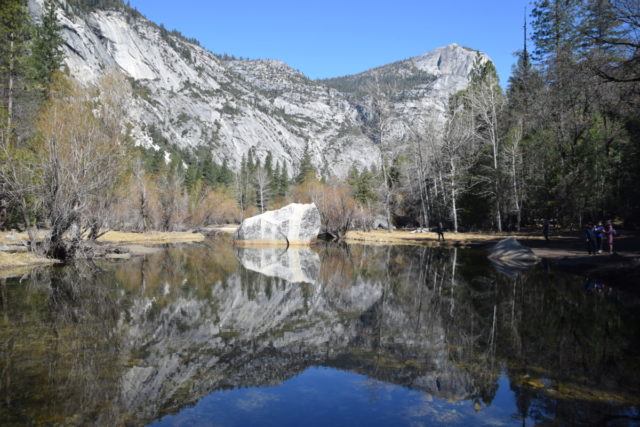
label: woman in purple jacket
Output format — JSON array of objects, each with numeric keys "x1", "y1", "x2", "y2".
[{"x1": 605, "y1": 221, "x2": 616, "y2": 254}]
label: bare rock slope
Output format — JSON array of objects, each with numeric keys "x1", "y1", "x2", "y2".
[{"x1": 29, "y1": 0, "x2": 490, "y2": 176}]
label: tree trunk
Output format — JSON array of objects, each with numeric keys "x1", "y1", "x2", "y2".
[
  {"x1": 7, "y1": 39, "x2": 14, "y2": 143},
  {"x1": 450, "y1": 158, "x2": 459, "y2": 233},
  {"x1": 380, "y1": 155, "x2": 393, "y2": 232}
]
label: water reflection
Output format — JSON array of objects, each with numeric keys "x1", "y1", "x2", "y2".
[
  {"x1": 0, "y1": 240, "x2": 638, "y2": 426},
  {"x1": 235, "y1": 247, "x2": 320, "y2": 284}
]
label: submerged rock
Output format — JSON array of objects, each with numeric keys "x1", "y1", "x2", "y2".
[
  {"x1": 488, "y1": 237, "x2": 539, "y2": 276},
  {"x1": 489, "y1": 237, "x2": 538, "y2": 261},
  {"x1": 235, "y1": 203, "x2": 321, "y2": 246}
]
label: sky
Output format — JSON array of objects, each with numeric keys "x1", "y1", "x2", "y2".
[{"x1": 127, "y1": 0, "x2": 532, "y2": 86}]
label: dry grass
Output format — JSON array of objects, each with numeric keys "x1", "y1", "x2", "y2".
[
  {"x1": 345, "y1": 229, "x2": 563, "y2": 246},
  {"x1": 0, "y1": 252, "x2": 58, "y2": 276},
  {"x1": 97, "y1": 231, "x2": 205, "y2": 244},
  {"x1": 0, "y1": 231, "x2": 34, "y2": 245}
]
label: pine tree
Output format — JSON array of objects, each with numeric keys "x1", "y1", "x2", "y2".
[
  {"x1": 217, "y1": 159, "x2": 233, "y2": 187},
  {"x1": 296, "y1": 142, "x2": 316, "y2": 184},
  {"x1": 31, "y1": 0, "x2": 64, "y2": 92},
  {"x1": 270, "y1": 160, "x2": 281, "y2": 196},
  {"x1": 0, "y1": 0, "x2": 32, "y2": 144},
  {"x1": 530, "y1": 0, "x2": 580, "y2": 63},
  {"x1": 279, "y1": 163, "x2": 289, "y2": 197},
  {"x1": 264, "y1": 151, "x2": 273, "y2": 177}
]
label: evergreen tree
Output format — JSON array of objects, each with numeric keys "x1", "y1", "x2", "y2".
[
  {"x1": 270, "y1": 160, "x2": 281, "y2": 196},
  {"x1": 296, "y1": 142, "x2": 316, "y2": 184},
  {"x1": 279, "y1": 163, "x2": 289, "y2": 197},
  {"x1": 31, "y1": 0, "x2": 64, "y2": 92},
  {"x1": 530, "y1": 0, "x2": 581, "y2": 63},
  {"x1": 348, "y1": 165, "x2": 377, "y2": 205},
  {"x1": 264, "y1": 151, "x2": 273, "y2": 177},
  {"x1": 217, "y1": 159, "x2": 233, "y2": 187},
  {"x1": 0, "y1": 0, "x2": 32, "y2": 143}
]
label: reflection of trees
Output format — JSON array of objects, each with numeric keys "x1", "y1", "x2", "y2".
[
  {"x1": 1, "y1": 241, "x2": 638, "y2": 426},
  {"x1": 0, "y1": 265, "x2": 123, "y2": 425}
]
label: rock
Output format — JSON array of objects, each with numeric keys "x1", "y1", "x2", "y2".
[
  {"x1": 235, "y1": 203, "x2": 321, "y2": 246},
  {"x1": 488, "y1": 237, "x2": 539, "y2": 276},
  {"x1": 235, "y1": 247, "x2": 320, "y2": 284},
  {"x1": 33, "y1": 0, "x2": 488, "y2": 177},
  {"x1": 489, "y1": 238, "x2": 538, "y2": 262},
  {"x1": 372, "y1": 215, "x2": 392, "y2": 230}
]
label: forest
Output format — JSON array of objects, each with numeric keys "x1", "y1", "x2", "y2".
[{"x1": 1, "y1": 0, "x2": 639, "y2": 259}]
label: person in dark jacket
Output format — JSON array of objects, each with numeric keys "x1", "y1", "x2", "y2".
[
  {"x1": 594, "y1": 221, "x2": 605, "y2": 253},
  {"x1": 436, "y1": 222, "x2": 445, "y2": 241},
  {"x1": 543, "y1": 219, "x2": 550, "y2": 241},
  {"x1": 585, "y1": 223, "x2": 597, "y2": 255}
]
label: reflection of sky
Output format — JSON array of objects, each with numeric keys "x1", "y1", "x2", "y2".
[{"x1": 147, "y1": 368, "x2": 521, "y2": 426}]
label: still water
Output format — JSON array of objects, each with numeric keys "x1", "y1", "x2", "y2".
[{"x1": 1, "y1": 239, "x2": 639, "y2": 426}]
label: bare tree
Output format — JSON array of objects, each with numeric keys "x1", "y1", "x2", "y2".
[
  {"x1": 364, "y1": 71, "x2": 395, "y2": 232},
  {"x1": 464, "y1": 56, "x2": 505, "y2": 231},
  {"x1": 502, "y1": 121, "x2": 524, "y2": 231},
  {"x1": 442, "y1": 107, "x2": 478, "y2": 232},
  {"x1": 254, "y1": 166, "x2": 271, "y2": 214},
  {"x1": 35, "y1": 73, "x2": 131, "y2": 258},
  {"x1": 157, "y1": 172, "x2": 185, "y2": 231}
]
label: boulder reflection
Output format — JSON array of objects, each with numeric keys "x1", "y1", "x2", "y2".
[
  {"x1": 235, "y1": 246, "x2": 320, "y2": 284},
  {"x1": 0, "y1": 240, "x2": 638, "y2": 426}
]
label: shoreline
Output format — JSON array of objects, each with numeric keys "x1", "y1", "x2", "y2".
[
  {"x1": 0, "y1": 230, "x2": 206, "y2": 278},
  {"x1": 2, "y1": 228, "x2": 638, "y2": 284}
]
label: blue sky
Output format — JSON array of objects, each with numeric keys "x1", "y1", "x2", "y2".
[{"x1": 128, "y1": 0, "x2": 531, "y2": 86}]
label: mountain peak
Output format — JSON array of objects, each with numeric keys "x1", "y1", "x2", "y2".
[{"x1": 412, "y1": 44, "x2": 484, "y2": 77}]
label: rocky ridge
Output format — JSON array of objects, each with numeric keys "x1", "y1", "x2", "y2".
[{"x1": 29, "y1": 0, "x2": 489, "y2": 176}]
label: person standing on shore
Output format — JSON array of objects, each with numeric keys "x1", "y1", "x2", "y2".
[
  {"x1": 436, "y1": 222, "x2": 445, "y2": 241},
  {"x1": 605, "y1": 221, "x2": 616, "y2": 254},
  {"x1": 594, "y1": 221, "x2": 605, "y2": 253},
  {"x1": 543, "y1": 220, "x2": 550, "y2": 241},
  {"x1": 585, "y1": 223, "x2": 597, "y2": 255}
]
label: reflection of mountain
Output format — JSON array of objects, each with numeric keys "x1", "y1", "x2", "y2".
[
  {"x1": 235, "y1": 247, "x2": 320, "y2": 284},
  {"x1": 1, "y1": 242, "x2": 638, "y2": 426},
  {"x1": 114, "y1": 245, "x2": 482, "y2": 424}
]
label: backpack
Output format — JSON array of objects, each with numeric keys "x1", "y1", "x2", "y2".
[{"x1": 612, "y1": 228, "x2": 618, "y2": 237}]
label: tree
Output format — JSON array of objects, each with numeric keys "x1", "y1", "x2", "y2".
[
  {"x1": 464, "y1": 56, "x2": 506, "y2": 231},
  {"x1": 442, "y1": 105, "x2": 477, "y2": 232},
  {"x1": 31, "y1": 0, "x2": 65, "y2": 92},
  {"x1": 156, "y1": 171, "x2": 185, "y2": 231},
  {"x1": 253, "y1": 166, "x2": 271, "y2": 213},
  {"x1": 36, "y1": 74, "x2": 132, "y2": 258},
  {"x1": 291, "y1": 178, "x2": 356, "y2": 239},
  {"x1": 0, "y1": 0, "x2": 32, "y2": 145},
  {"x1": 295, "y1": 141, "x2": 316, "y2": 184}
]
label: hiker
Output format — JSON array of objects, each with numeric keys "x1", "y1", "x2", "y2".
[
  {"x1": 594, "y1": 221, "x2": 605, "y2": 254},
  {"x1": 604, "y1": 221, "x2": 616, "y2": 254},
  {"x1": 436, "y1": 222, "x2": 445, "y2": 241},
  {"x1": 584, "y1": 222, "x2": 597, "y2": 255},
  {"x1": 543, "y1": 219, "x2": 550, "y2": 241}
]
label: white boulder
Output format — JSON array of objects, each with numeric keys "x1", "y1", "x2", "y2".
[{"x1": 235, "y1": 203, "x2": 321, "y2": 246}]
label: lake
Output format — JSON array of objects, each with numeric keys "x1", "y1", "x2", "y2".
[{"x1": 1, "y1": 239, "x2": 639, "y2": 426}]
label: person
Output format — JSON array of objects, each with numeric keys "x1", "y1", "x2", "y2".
[
  {"x1": 584, "y1": 222, "x2": 597, "y2": 255},
  {"x1": 543, "y1": 219, "x2": 550, "y2": 241},
  {"x1": 594, "y1": 221, "x2": 605, "y2": 254},
  {"x1": 436, "y1": 222, "x2": 445, "y2": 241},
  {"x1": 604, "y1": 221, "x2": 616, "y2": 254}
]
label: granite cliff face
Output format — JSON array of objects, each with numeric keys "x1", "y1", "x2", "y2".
[{"x1": 28, "y1": 0, "x2": 489, "y2": 176}]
